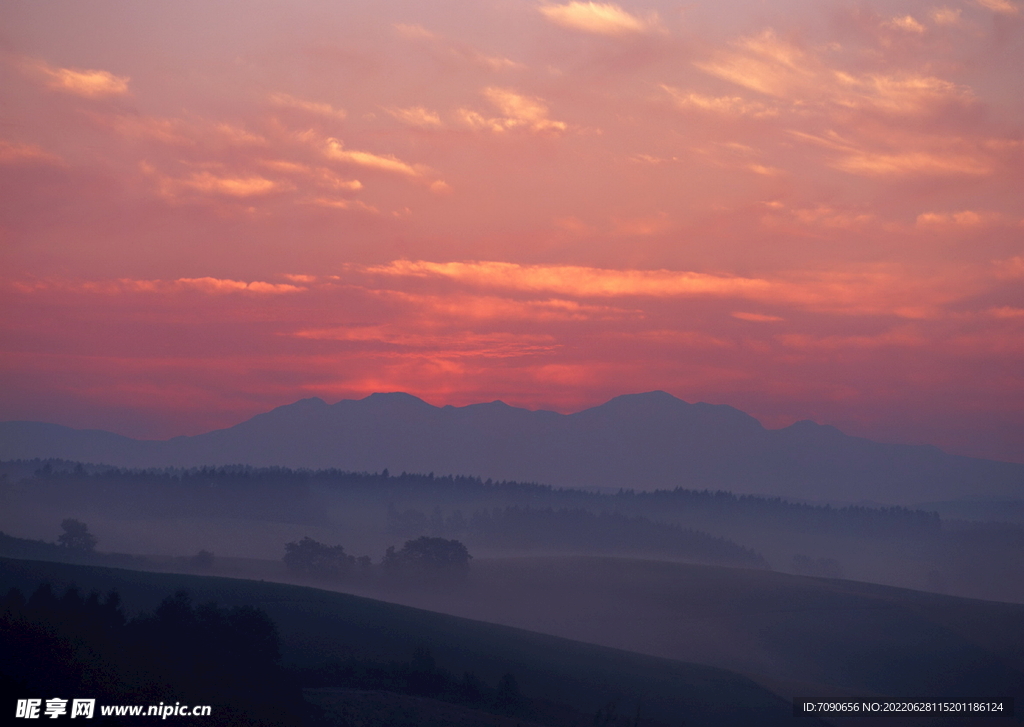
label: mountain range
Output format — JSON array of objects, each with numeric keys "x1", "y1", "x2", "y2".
[{"x1": 3, "y1": 391, "x2": 1023, "y2": 505}]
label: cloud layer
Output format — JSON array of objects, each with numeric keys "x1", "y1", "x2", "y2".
[{"x1": 2, "y1": 0, "x2": 1023, "y2": 462}]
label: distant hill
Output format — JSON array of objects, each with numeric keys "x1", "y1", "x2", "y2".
[{"x1": 3, "y1": 391, "x2": 1023, "y2": 504}]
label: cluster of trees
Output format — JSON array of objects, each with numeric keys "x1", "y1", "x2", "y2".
[
  {"x1": 0, "y1": 584, "x2": 304, "y2": 726},
  {"x1": 283, "y1": 536, "x2": 369, "y2": 579},
  {"x1": 382, "y1": 536, "x2": 472, "y2": 578},
  {"x1": 56, "y1": 519, "x2": 96, "y2": 552},
  {"x1": 282, "y1": 536, "x2": 471, "y2": 582}
]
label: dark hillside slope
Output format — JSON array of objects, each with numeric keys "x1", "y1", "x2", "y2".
[
  {"x1": 347, "y1": 556, "x2": 1024, "y2": 711},
  {"x1": 4, "y1": 391, "x2": 1024, "y2": 503},
  {"x1": 0, "y1": 557, "x2": 806, "y2": 727}
]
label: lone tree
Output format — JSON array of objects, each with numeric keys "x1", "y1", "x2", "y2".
[
  {"x1": 283, "y1": 537, "x2": 355, "y2": 579},
  {"x1": 382, "y1": 536, "x2": 471, "y2": 580},
  {"x1": 189, "y1": 549, "x2": 215, "y2": 570},
  {"x1": 58, "y1": 519, "x2": 97, "y2": 552}
]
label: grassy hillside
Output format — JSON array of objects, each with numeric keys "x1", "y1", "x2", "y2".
[{"x1": 0, "y1": 556, "x2": 811, "y2": 727}]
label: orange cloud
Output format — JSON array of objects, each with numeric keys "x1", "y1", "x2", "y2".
[
  {"x1": 0, "y1": 140, "x2": 62, "y2": 165},
  {"x1": 393, "y1": 23, "x2": 435, "y2": 40},
  {"x1": 698, "y1": 29, "x2": 971, "y2": 116},
  {"x1": 375, "y1": 290, "x2": 631, "y2": 322},
  {"x1": 307, "y1": 197, "x2": 379, "y2": 213},
  {"x1": 835, "y1": 149, "x2": 991, "y2": 176},
  {"x1": 102, "y1": 114, "x2": 194, "y2": 145},
  {"x1": 322, "y1": 137, "x2": 427, "y2": 177},
  {"x1": 916, "y1": 210, "x2": 989, "y2": 226},
  {"x1": 931, "y1": 7, "x2": 963, "y2": 24},
  {"x1": 175, "y1": 277, "x2": 304, "y2": 294},
  {"x1": 989, "y1": 306, "x2": 1024, "y2": 319},
  {"x1": 539, "y1": 2, "x2": 659, "y2": 35},
  {"x1": 269, "y1": 93, "x2": 347, "y2": 119},
  {"x1": 214, "y1": 123, "x2": 266, "y2": 145},
  {"x1": 394, "y1": 23, "x2": 525, "y2": 71},
  {"x1": 259, "y1": 160, "x2": 362, "y2": 191},
  {"x1": 883, "y1": 15, "x2": 926, "y2": 33},
  {"x1": 386, "y1": 106, "x2": 444, "y2": 128},
  {"x1": 363, "y1": 259, "x2": 774, "y2": 298},
  {"x1": 790, "y1": 130, "x2": 993, "y2": 177},
  {"x1": 28, "y1": 60, "x2": 130, "y2": 97},
  {"x1": 179, "y1": 171, "x2": 282, "y2": 197},
  {"x1": 976, "y1": 0, "x2": 1019, "y2": 15},
  {"x1": 358, "y1": 259, "x2": 987, "y2": 319},
  {"x1": 660, "y1": 86, "x2": 778, "y2": 118},
  {"x1": 732, "y1": 312, "x2": 784, "y2": 322},
  {"x1": 457, "y1": 88, "x2": 567, "y2": 133},
  {"x1": 11, "y1": 277, "x2": 307, "y2": 295},
  {"x1": 293, "y1": 326, "x2": 556, "y2": 357}
]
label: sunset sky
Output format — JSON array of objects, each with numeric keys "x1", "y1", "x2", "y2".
[{"x1": 2, "y1": 0, "x2": 1023, "y2": 462}]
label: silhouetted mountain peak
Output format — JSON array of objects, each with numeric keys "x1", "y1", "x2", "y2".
[
  {"x1": 352, "y1": 392, "x2": 431, "y2": 408},
  {"x1": 5, "y1": 390, "x2": 1024, "y2": 504}
]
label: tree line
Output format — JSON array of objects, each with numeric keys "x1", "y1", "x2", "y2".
[
  {"x1": 282, "y1": 535, "x2": 472, "y2": 583},
  {"x1": 7, "y1": 459, "x2": 944, "y2": 537}
]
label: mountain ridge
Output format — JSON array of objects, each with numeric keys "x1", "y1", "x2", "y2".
[{"x1": 2, "y1": 391, "x2": 1022, "y2": 505}]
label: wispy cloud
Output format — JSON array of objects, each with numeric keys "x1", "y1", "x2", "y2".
[
  {"x1": 931, "y1": 7, "x2": 963, "y2": 24},
  {"x1": 660, "y1": 86, "x2": 778, "y2": 118},
  {"x1": 358, "y1": 259, "x2": 982, "y2": 318},
  {"x1": 697, "y1": 29, "x2": 972, "y2": 115},
  {"x1": 322, "y1": 137, "x2": 428, "y2": 177},
  {"x1": 139, "y1": 161, "x2": 288, "y2": 199},
  {"x1": 539, "y1": 2, "x2": 660, "y2": 35},
  {"x1": 307, "y1": 197, "x2": 379, "y2": 213},
  {"x1": 789, "y1": 130, "x2": 994, "y2": 177},
  {"x1": 13, "y1": 277, "x2": 307, "y2": 295},
  {"x1": 27, "y1": 60, "x2": 130, "y2": 97},
  {"x1": 732, "y1": 311, "x2": 784, "y2": 322},
  {"x1": 916, "y1": 210, "x2": 989, "y2": 226},
  {"x1": 393, "y1": 23, "x2": 525, "y2": 71},
  {"x1": 883, "y1": 15, "x2": 926, "y2": 33},
  {"x1": 175, "y1": 277, "x2": 304, "y2": 293},
  {"x1": 386, "y1": 106, "x2": 444, "y2": 128},
  {"x1": 259, "y1": 160, "x2": 362, "y2": 191},
  {"x1": 0, "y1": 140, "x2": 62, "y2": 165},
  {"x1": 976, "y1": 0, "x2": 1020, "y2": 15},
  {"x1": 295, "y1": 326, "x2": 557, "y2": 358},
  {"x1": 269, "y1": 93, "x2": 347, "y2": 120},
  {"x1": 178, "y1": 172, "x2": 282, "y2": 197},
  {"x1": 457, "y1": 88, "x2": 567, "y2": 133},
  {"x1": 99, "y1": 113, "x2": 195, "y2": 145}
]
